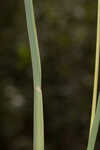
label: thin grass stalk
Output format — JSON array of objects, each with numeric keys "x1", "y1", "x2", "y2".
[
  {"x1": 87, "y1": 93, "x2": 100, "y2": 150},
  {"x1": 24, "y1": 1, "x2": 44, "y2": 150},
  {"x1": 89, "y1": 0, "x2": 100, "y2": 136}
]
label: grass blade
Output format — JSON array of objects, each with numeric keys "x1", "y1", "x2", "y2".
[
  {"x1": 89, "y1": 0, "x2": 100, "y2": 136},
  {"x1": 87, "y1": 94, "x2": 100, "y2": 150},
  {"x1": 24, "y1": 1, "x2": 44, "y2": 150}
]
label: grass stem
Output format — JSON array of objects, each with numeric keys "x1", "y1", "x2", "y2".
[{"x1": 24, "y1": 1, "x2": 44, "y2": 150}]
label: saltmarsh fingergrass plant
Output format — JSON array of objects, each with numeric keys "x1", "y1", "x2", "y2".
[{"x1": 24, "y1": 0, "x2": 100, "y2": 150}]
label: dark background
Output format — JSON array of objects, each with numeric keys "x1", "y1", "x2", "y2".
[{"x1": 0, "y1": 0, "x2": 99, "y2": 150}]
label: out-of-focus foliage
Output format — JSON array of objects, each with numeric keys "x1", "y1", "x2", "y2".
[
  {"x1": 17, "y1": 43, "x2": 30, "y2": 69},
  {"x1": 0, "y1": 0, "x2": 99, "y2": 150}
]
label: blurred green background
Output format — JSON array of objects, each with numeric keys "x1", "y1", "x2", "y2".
[{"x1": 0, "y1": 0, "x2": 99, "y2": 150}]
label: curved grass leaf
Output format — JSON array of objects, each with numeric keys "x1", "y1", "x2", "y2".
[{"x1": 89, "y1": 0, "x2": 100, "y2": 135}]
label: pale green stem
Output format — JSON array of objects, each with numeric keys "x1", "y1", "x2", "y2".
[{"x1": 24, "y1": 0, "x2": 44, "y2": 150}]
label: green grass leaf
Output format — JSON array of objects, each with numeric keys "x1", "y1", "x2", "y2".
[{"x1": 87, "y1": 93, "x2": 100, "y2": 150}]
